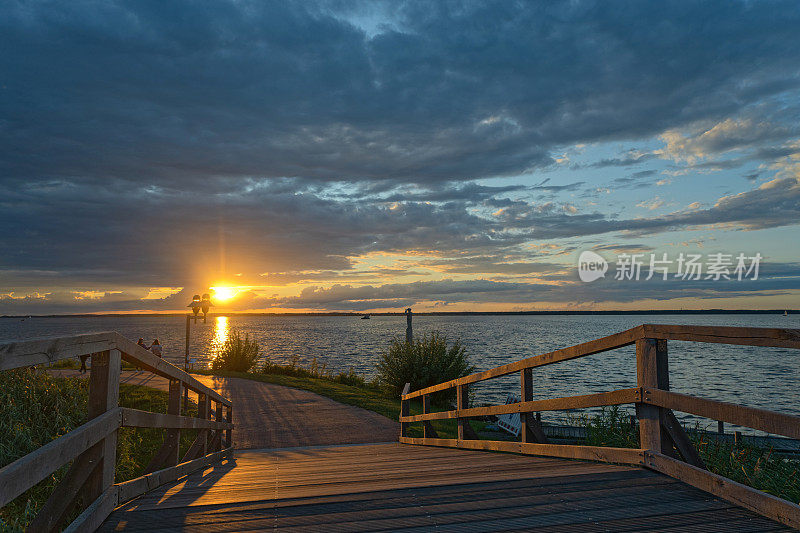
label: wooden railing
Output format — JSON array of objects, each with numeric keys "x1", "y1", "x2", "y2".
[
  {"x1": 399, "y1": 324, "x2": 800, "y2": 529},
  {"x1": 0, "y1": 332, "x2": 233, "y2": 532}
]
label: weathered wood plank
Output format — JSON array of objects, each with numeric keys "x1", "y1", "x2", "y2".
[
  {"x1": 0, "y1": 332, "x2": 115, "y2": 370},
  {"x1": 401, "y1": 388, "x2": 640, "y2": 422},
  {"x1": 120, "y1": 408, "x2": 233, "y2": 430},
  {"x1": 644, "y1": 388, "x2": 800, "y2": 440},
  {"x1": 641, "y1": 324, "x2": 800, "y2": 349},
  {"x1": 644, "y1": 451, "x2": 800, "y2": 530},
  {"x1": 0, "y1": 408, "x2": 120, "y2": 508},
  {"x1": 404, "y1": 326, "x2": 642, "y2": 399}
]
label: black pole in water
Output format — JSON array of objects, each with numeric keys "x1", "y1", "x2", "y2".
[{"x1": 405, "y1": 308, "x2": 413, "y2": 344}]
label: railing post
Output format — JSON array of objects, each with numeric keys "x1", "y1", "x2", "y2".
[
  {"x1": 636, "y1": 338, "x2": 669, "y2": 453},
  {"x1": 457, "y1": 384, "x2": 468, "y2": 441},
  {"x1": 521, "y1": 368, "x2": 548, "y2": 443},
  {"x1": 225, "y1": 405, "x2": 233, "y2": 449},
  {"x1": 198, "y1": 393, "x2": 209, "y2": 457},
  {"x1": 215, "y1": 402, "x2": 223, "y2": 452},
  {"x1": 166, "y1": 379, "x2": 182, "y2": 466},
  {"x1": 422, "y1": 394, "x2": 438, "y2": 438},
  {"x1": 400, "y1": 383, "x2": 410, "y2": 438},
  {"x1": 88, "y1": 349, "x2": 121, "y2": 493},
  {"x1": 27, "y1": 349, "x2": 121, "y2": 532}
]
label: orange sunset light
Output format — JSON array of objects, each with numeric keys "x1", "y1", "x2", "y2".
[{"x1": 210, "y1": 286, "x2": 238, "y2": 302}]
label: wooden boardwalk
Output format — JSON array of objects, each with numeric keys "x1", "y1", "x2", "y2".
[{"x1": 100, "y1": 443, "x2": 789, "y2": 532}]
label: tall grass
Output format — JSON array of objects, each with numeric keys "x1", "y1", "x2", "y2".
[
  {"x1": 575, "y1": 407, "x2": 799, "y2": 504},
  {"x1": 0, "y1": 369, "x2": 196, "y2": 532},
  {"x1": 691, "y1": 430, "x2": 800, "y2": 504},
  {"x1": 376, "y1": 332, "x2": 475, "y2": 404}
]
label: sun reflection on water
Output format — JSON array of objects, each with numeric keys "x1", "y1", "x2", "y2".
[{"x1": 211, "y1": 316, "x2": 229, "y2": 360}]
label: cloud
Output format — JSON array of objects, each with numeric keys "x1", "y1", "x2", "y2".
[
  {"x1": 636, "y1": 197, "x2": 665, "y2": 211},
  {"x1": 3, "y1": 1, "x2": 800, "y2": 312},
  {"x1": 3, "y1": 1, "x2": 800, "y2": 187},
  {"x1": 659, "y1": 118, "x2": 795, "y2": 164}
]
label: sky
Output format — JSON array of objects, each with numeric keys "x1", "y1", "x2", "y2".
[{"x1": 1, "y1": 0, "x2": 799, "y2": 314}]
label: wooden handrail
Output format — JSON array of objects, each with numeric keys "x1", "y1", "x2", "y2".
[
  {"x1": 643, "y1": 388, "x2": 800, "y2": 440},
  {"x1": 398, "y1": 324, "x2": 800, "y2": 529},
  {"x1": 402, "y1": 324, "x2": 800, "y2": 401},
  {"x1": 0, "y1": 331, "x2": 230, "y2": 406},
  {"x1": 0, "y1": 332, "x2": 234, "y2": 532},
  {"x1": 401, "y1": 388, "x2": 641, "y2": 422},
  {"x1": 402, "y1": 325, "x2": 642, "y2": 399}
]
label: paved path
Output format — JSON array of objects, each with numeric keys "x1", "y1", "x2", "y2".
[
  {"x1": 100, "y1": 443, "x2": 789, "y2": 532},
  {"x1": 51, "y1": 370, "x2": 399, "y2": 449}
]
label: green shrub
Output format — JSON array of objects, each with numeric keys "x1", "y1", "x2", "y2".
[
  {"x1": 376, "y1": 332, "x2": 475, "y2": 404},
  {"x1": 211, "y1": 329, "x2": 260, "y2": 372}
]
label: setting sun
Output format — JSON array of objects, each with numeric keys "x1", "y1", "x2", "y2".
[{"x1": 211, "y1": 286, "x2": 238, "y2": 302}]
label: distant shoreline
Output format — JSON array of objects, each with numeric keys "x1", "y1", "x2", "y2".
[{"x1": 1, "y1": 309, "x2": 796, "y2": 318}]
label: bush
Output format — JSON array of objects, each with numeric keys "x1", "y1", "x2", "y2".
[
  {"x1": 376, "y1": 331, "x2": 475, "y2": 404},
  {"x1": 211, "y1": 329, "x2": 260, "y2": 372}
]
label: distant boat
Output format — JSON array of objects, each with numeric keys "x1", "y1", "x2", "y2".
[{"x1": 361, "y1": 314, "x2": 370, "y2": 320}]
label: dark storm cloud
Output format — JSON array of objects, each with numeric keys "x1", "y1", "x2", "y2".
[
  {"x1": 3, "y1": 0, "x2": 800, "y2": 311},
  {"x1": 3, "y1": 0, "x2": 800, "y2": 186}
]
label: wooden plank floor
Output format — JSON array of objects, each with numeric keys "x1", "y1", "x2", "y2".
[{"x1": 101, "y1": 443, "x2": 789, "y2": 532}]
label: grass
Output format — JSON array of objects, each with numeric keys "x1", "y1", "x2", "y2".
[
  {"x1": 691, "y1": 428, "x2": 800, "y2": 504},
  {"x1": 0, "y1": 369, "x2": 197, "y2": 532}
]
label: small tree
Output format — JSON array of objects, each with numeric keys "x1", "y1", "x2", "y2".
[
  {"x1": 211, "y1": 329, "x2": 260, "y2": 372},
  {"x1": 376, "y1": 331, "x2": 474, "y2": 404}
]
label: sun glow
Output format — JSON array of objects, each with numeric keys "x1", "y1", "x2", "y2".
[{"x1": 211, "y1": 286, "x2": 238, "y2": 301}]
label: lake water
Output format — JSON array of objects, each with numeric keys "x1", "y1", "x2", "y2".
[{"x1": 2, "y1": 314, "x2": 798, "y2": 428}]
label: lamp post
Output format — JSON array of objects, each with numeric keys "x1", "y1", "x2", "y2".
[
  {"x1": 184, "y1": 292, "x2": 214, "y2": 411},
  {"x1": 185, "y1": 293, "x2": 215, "y2": 371}
]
